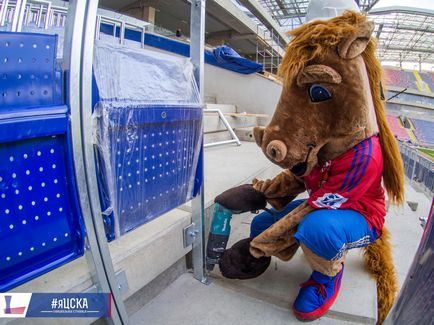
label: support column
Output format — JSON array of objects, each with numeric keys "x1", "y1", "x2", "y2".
[
  {"x1": 142, "y1": 6, "x2": 155, "y2": 33},
  {"x1": 190, "y1": 0, "x2": 208, "y2": 285}
]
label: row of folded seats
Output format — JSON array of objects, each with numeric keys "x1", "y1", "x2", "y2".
[
  {"x1": 410, "y1": 118, "x2": 434, "y2": 147},
  {"x1": 386, "y1": 115, "x2": 411, "y2": 142},
  {"x1": 0, "y1": 30, "x2": 202, "y2": 291},
  {"x1": 383, "y1": 69, "x2": 415, "y2": 89},
  {"x1": 383, "y1": 68, "x2": 434, "y2": 94},
  {"x1": 386, "y1": 114, "x2": 434, "y2": 147}
]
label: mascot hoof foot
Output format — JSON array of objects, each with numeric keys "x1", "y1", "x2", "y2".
[
  {"x1": 219, "y1": 238, "x2": 271, "y2": 280},
  {"x1": 215, "y1": 184, "x2": 267, "y2": 213},
  {"x1": 292, "y1": 265, "x2": 344, "y2": 321}
]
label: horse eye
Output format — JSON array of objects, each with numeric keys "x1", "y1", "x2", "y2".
[{"x1": 309, "y1": 84, "x2": 332, "y2": 102}]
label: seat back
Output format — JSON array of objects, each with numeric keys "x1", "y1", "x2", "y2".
[{"x1": 0, "y1": 32, "x2": 85, "y2": 291}]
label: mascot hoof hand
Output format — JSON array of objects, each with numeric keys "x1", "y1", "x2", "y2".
[
  {"x1": 215, "y1": 184, "x2": 267, "y2": 213},
  {"x1": 218, "y1": 238, "x2": 271, "y2": 280},
  {"x1": 292, "y1": 265, "x2": 344, "y2": 321}
]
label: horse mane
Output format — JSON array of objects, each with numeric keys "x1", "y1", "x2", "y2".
[{"x1": 279, "y1": 11, "x2": 404, "y2": 204}]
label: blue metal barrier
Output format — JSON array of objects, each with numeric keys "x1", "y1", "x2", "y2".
[{"x1": 0, "y1": 32, "x2": 85, "y2": 291}]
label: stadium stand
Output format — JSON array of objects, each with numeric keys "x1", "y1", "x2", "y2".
[
  {"x1": 424, "y1": 72, "x2": 434, "y2": 93},
  {"x1": 410, "y1": 118, "x2": 434, "y2": 146},
  {"x1": 383, "y1": 68, "x2": 418, "y2": 90},
  {"x1": 386, "y1": 115, "x2": 411, "y2": 142},
  {"x1": 382, "y1": 68, "x2": 434, "y2": 96},
  {"x1": 413, "y1": 71, "x2": 432, "y2": 94}
]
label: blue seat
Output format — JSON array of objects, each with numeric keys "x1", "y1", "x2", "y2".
[
  {"x1": 0, "y1": 32, "x2": 85, "y2": 291},
  {"x1": 92, "y1": 41, "x2": 203, "y2": 238},
  {"x1": 94, "y1": 103, "x2": 202, "y2": 237}
]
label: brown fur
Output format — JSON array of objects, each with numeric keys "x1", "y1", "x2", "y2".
[
  {"x1": 278, "y1": 11, "x2": 404, "y2": 204},
  {"x1": 252, "y1": 170, "x2": 305, "y2": 210},
  {"x1": 363, "y1": 227, "x2": 398, "y2": 324},
  {"x1": 251, "y1": 12, "x2": 402, "y2": 322},
  {"x1": 362, "y1": 41, "x2": 405, "y2": 204}
]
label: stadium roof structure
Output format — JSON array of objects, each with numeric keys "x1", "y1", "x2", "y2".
[
  {"x1": 236, "y1": 1, "x2": 434, "y2": 66},
  {"x1": 369, "y1": 6, "x2": 434, "y2": 66},
  {"x1": 254, "y1": 0, "x2": 380, "y2": 30}
]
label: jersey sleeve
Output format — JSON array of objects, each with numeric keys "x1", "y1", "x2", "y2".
[{"x1": 308, "y1": 138, "x2": 382, "y2": 210}]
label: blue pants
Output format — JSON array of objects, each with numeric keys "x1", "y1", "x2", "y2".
[{"x1": 250, "y1": 199, "x2": 378, "y2": 261}]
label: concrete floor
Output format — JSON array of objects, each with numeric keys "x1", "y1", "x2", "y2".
[{"x1": 131, "y1": 142, "x2": 429, "y2": 325}]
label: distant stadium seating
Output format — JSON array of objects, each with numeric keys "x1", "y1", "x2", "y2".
[
  {"x1": 410, "y1": 118, "x2": 434, "y2": 146},
  {"x1": 386, "y1": 115, "x2": 411, "y2": 142},
  {"x1": 383, "y1": 68, "x2": 416, "y2": 89},
  {"x1": 383, "y1": 68, "x2": 434, "y2": 95},
  {"x1": 423, "y1": 72, "x2": 434, "y2": 93}
]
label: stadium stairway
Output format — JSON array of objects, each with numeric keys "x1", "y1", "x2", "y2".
[{"x1": 204, "y1": 103, "x2": 267, "y2": 145}]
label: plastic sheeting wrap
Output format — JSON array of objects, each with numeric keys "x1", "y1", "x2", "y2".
[{"x1": 93, "y1": 40, "x2": 203, "y2": 237}]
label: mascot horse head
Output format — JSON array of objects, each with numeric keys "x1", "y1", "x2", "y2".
[{"x1": 254, "y1": 11, "x2": 404, "y2": 204}]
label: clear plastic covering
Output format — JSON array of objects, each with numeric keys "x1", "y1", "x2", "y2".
[
  {"x1": 93, "y1": 40, "x2": 200, "y2": 106},
  {"x1": 93, "y1": 40, "x2": 203, "y2": 237}
]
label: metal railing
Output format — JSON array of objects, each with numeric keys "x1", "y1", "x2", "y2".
[
  {"x1": 0, "y1": 0, "x2": 65, "y2": 30},
  {"x1": 399, "y1": 142, "x2": 434, "y2": 195},
  {"x1": 0, "y1": 1, "x2": 150, "y2": 41}
]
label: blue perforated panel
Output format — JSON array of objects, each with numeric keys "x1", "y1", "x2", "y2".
[
  {"x1": 0, "y1": 32, "x2": 62, "y2": 111},
  {"x1": 0, "y1": 136, "x2": 84, "y2": 289},
  {"x1": 0, "y1": 32, "x2": 84, "y2": 291},
  {"x1": 97, "y1": 105, "x2": 202, "y2": 236}
]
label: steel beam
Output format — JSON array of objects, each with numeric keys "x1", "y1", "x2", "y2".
[
  {"x1": 190, "y1": 0, "x2": 208, "y2": 285},
  {"x1": 65, "y1": 0, "x2": 129, "y2": 323}
]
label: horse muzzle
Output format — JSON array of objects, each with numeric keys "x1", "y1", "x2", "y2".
[
  {"x1": 266, "y1": 140, "x2": 287, "y2": 163},
  {"x1": 254, "y1": 127, "x2": 287, "y2": 163}
]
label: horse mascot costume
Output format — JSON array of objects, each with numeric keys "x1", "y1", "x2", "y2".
[{"x1": 216, "y1": 2, "x2": 404, "y2": 324}]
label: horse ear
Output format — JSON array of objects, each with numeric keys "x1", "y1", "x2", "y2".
[{"x1": 337, "y1": 21, "x2": 375, "y2": 59}]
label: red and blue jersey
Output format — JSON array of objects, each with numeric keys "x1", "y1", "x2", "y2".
[{"x1": 303, "y1": 136, "x2": 386, "y2": 236}]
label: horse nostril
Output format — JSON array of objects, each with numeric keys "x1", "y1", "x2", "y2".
[{"x1": 266, "y1": 140, "x2": 287, "y2": 163}]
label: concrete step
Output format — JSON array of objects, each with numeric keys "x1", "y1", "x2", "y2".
[
  {"x1": 204, "y1": 113, "x2": 258, "y2": 133},
  {"x1": 204, "y1": 130, "x2": 233, "y2": 145},
  {"x1": 205, "y1": 103, "x2": 237, "y2": 114},
  {"x1": 128, "y1": 144, "x2": 428, "y2": 325},
  {"x1": 205, "y1": 95, "x2": 217, "y2": 104},
  {"x1": 385, "y1": 194, "x2": 425, "y2": 287},
  {"x1": 132, "y1": 162, "x2": 378, "y2": 325},
  {"x1": 235, "y1": 126, "x2": 256, "y2": 142},
  {"x1": 210, "y1": 212, "x2": 377, "y2": 324},
  {"x1": 130, "y1": 273, "x2": 358, "y2": 325}
]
